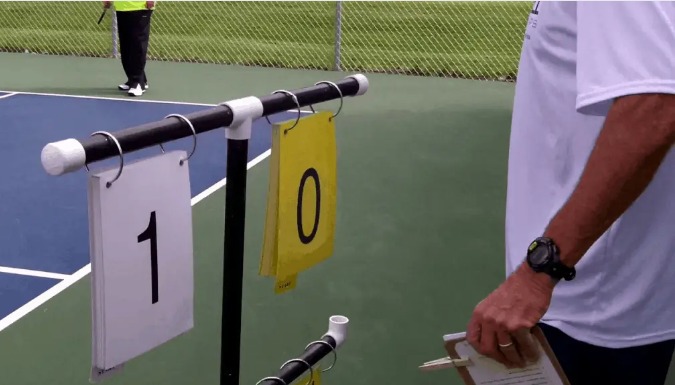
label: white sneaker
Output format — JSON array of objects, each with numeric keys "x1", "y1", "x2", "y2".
[
  {"x1": 119, "y1": 82, "x2": 149, "y2": 91},
  {"x1": 128, "y1": 84, "x2": 144, "y2": 97}
]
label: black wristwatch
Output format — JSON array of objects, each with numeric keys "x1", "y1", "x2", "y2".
[{"x1": 526, "y1": 237, "x2": 576, "y2": 281}]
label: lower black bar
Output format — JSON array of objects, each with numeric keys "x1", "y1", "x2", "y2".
[
  {"x1": 221, "y1": 138, "x2": 249, "y2": 385},
  {"x1": 258, "y1": 335, "x2": 337, "y2": 385}
]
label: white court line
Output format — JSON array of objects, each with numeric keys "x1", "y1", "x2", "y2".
[
  {"x1": 191, "y1": 148, "x2": 271, "y2": 205},
  {"x1": 0, "y1": 264, "x2": 90, "y2": 333},
  {"x1": 0, "y1": 266, "x2": 69, "y2": 280},
  {"x1": 0, "y1": 89, "x2": 315, "y2": 113},
  {"x1": 0, "y1": 92, "x2": 17, "y2": 100},
  {"x1": 0, "y1": 150, "x2": 273, "y2": 333},
  {"x1": 0, "y1": 89, "x2": 214, "y2": 107}
]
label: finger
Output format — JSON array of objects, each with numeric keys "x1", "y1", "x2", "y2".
[
  {"x1": 513, "y1": 329, "x2": 540, "y2": 363},
  {"x1": 497, "y1": 329, "x2": 525, "y2": 368},
  {"x1": 479, "y1": 320, "x2": 510, "y2": 367},
  {"x1": 466, "y1": 311, "x2": 483, "y2": 346},
  {"x1": 466, "y1": 300, "x2": 487, "y2": 349}
]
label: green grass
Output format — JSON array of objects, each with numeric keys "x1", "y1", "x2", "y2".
[{"x1": 0, "y1": 1, "x2": 530, "y2": 79}]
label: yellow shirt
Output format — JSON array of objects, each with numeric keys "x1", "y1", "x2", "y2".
[{"x1": 114, "y1": 1, "x2": 155, "y2": 12}]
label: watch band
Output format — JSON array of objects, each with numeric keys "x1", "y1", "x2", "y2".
[{"x1": 529, "y1": 237, "x2": 576, "y2": 281}]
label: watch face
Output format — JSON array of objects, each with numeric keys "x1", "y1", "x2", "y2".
[{"x1": 529, "y1": 244, "x2": 550, "y2": 267}]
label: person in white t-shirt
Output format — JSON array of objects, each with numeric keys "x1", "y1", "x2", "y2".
[{"x1": 465, "y1": 2, "x2": 675, "y2": 384}]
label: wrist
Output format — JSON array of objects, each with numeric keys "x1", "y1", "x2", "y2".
[{"x1": 517, "y1": 262, "x2": 557, "y2": 291}]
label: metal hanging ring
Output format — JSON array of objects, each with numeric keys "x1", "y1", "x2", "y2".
[
  {"x1": 86, "y1": 131, "x2": 124, "y2": 188},
  {"x1": 280, "y1": 358, "x2": 314, "y2": 385},
  {"x1": 264, "y1": 89, "x2": 301, "y2": 134},
  {"x1": 255, "y1": 377, "x2": 287, "y2": 385},
  {"x1": 159, "y1": 114, "x2": 197, "y2": 166},
  {"x1": 314, "y1": 81, "x2": 343, "y2": 120},
  {"x1": 304, "y1": 340, "x2": 337, "y2": 373}
]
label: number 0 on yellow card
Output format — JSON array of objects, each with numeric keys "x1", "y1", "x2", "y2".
[{"x1": 260, "y1": 111, "x2": 337, "y2": 282}]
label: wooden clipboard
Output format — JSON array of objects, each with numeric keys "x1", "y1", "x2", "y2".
[{"x1": 422, "y1": 326, "x2": 571, "y2": 385}]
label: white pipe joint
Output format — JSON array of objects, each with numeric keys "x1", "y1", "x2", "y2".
[
  {"x1": 41, "y1": 138, "x2": 87, "y2": 176},
  {"x1": 322, "y1": 315, "x2": 349, "y2": 349},
  {"x1": 346, "y1": 74, "x2": 369, "y2": 96},
  {"x1": 220, "y1": 96, "x2": 263, "y2": 141}
]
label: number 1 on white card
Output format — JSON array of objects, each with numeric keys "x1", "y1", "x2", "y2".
[{"x1": 137, "y1": 211, "x2": 159, "y2": 304}]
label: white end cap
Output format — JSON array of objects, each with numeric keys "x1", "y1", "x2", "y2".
[
  {"x1": 220, "y1": 96, "x2": 263, "y2": 140},
  {"x1": 323, "y1": 315, "x2": 349, "y2": 349},
  {"x1": 41, "y1": 138, "x2": 86, "y2": 176},
  {"x1": 346, "y1": 74, "x2": 369, "y2": 96}
]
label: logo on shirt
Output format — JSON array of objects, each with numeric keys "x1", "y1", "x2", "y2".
[{"x1": 525, "y1": 1, "x2": 540, "y2": 40}]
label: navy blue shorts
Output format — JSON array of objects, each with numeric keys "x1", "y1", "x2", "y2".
[{"x1": 539, "y1": 322, "x2": 674, "y2": 385}]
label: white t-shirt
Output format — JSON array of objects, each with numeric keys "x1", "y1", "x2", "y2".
[{"x1": 506, "y1": 1, "x2": 675, "y2": 348}]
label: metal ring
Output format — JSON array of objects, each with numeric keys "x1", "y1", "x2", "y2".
[
  {"x1": 314, "y1": 80, "x2": 343, "y2": 120},
  {"x1": 498, "y1": 342, "x2": 514, "y2": 348},
  {"x1": 304, "y1": 340, "x2": 337, "y2": 372},
  {"x1": 264, "y1": 89, "x2": 301, "y2": 133},
  {"x1": 255, "y1": 377, "x2": 287, "y2": 385},
  {"x1": 280, "y1": 358, "x2": 313, "y2": 385},
  {"x1": 86, "y1": 131, "x2": 124, "y2": 188},
  {"x1": 159, "y1": 114, "x2": 197, "y2": 166}
]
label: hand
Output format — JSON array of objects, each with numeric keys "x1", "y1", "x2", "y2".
[
  {"x1": 146, "y1": 1, "x2": 155, "y2": 8},
  {"x1": 466, "y1": 263, "x2": 555, "y2": 368},
  {"x1": 103, "y1": 1, "x2": 111, "y2": 9}
]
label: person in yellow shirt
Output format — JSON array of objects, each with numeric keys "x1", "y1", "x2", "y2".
[{"x1": 103, "y1": 1, "x2": 155, "y2": 96}]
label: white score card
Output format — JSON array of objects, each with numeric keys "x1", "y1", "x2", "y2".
[{"x1": 87, "y1": 150, "x2": 194, "y2": 382}]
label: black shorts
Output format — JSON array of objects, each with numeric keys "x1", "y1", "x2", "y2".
[{"x1": 539, "y1": 322, "x2": 674, "y2": 385}]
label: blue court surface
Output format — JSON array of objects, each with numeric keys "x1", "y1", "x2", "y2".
[{"x1": 0, "y1": 91, "x2": 300, "y2": 322}]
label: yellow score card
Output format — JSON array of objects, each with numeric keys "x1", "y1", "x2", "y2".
[{"x1": 260, "y1": 111, "x2": 338, "y2": 293}]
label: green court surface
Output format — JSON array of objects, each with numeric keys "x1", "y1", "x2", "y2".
[{"x1": 0, "y1": 52, "x2": 672, "y2": 385}]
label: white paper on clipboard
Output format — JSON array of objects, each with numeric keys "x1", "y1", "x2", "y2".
[{"x1": 439, "y1": 327, "x2": 571, "y2": 385}]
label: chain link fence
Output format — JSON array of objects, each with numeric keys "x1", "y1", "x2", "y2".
[{"x1": 0, "y1": 1, "x2": 531, "y2": 81}]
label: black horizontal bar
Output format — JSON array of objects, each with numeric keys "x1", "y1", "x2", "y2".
[
  {"x1": 258, "y1": 335, "x2": 337, "y2": 385},
  {"x1": 80, "y1": 77, "x2": 361, "y2": 164}
]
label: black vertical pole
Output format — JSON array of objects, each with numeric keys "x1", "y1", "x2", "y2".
[{"x1": 221, "y1": 138, "x2": 249, "y2": 385}]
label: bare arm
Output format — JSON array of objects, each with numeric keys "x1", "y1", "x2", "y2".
[
  {"x1": 469, "y1": 93, "x2": 675, "y2": 368},
  {"x1": 543, "y1": 93, "x2": 675, "y2": 269}
]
